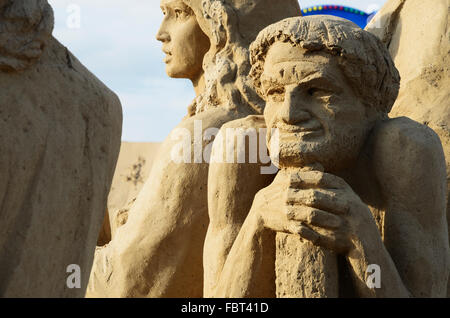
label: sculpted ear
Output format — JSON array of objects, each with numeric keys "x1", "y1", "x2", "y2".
[{"x1": 0, "y1": 0, "x2": 54, "y2": 73}]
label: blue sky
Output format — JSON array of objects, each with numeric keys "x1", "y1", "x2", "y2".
[{"x1": 48, "y1": 0, "x2": 387, "y2": 142}]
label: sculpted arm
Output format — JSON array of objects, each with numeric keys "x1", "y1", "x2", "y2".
[
  {"x1": 280, "y1": 119, "x2": 450, "y2": 297},
  {"x1": 328, "y1": 119, "x2": 449, "y2": 297},
  {"x1": 88, "y1": 109, "x2": 236, "y2": 297},
  {"x1": 88, "y1": 149, "x2": 207, "y2": 296},
  {"x1": 211, "y1": 200, "x2": 276, "y2": 298},
  {"x1": 365, "y1": 119, "x2": 450, "y2": 297},
  {"x1": 204, "y1": 115, "x2": 275, "y2": 297},
  {"x1": 213, "y1": 119, "x2": 450, "y2": 298}
]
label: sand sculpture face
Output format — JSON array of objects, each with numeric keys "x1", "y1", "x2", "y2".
[
  {"x1": 262, "y1": 42, "x2": 374, "y2": 172},
  {"x1": 156, "y1": 0, "x2": 210, "y2": 81},
  {"x1": 0, "y1": 0, "x2": 54, "y2": 72},
  {"x1": 251, "y1": 16, "x2": 400, "y2": 172}
]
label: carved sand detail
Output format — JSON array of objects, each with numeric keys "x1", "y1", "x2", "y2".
[
  {"x1": 87, "y1": 0, "x2": 301, "y2": 298},
  {"x1": 206, "y1": 16, "x2": 449, "y2": 298},
  {"x1": 366, "y1": 0, "x2": 450, "y2": 296},
  {"x1": 0, "y1": 0, "x2": 122, "y2": 297},
  {"x1": 0, "y1": 0, "x2": 54, "y2": 72}
]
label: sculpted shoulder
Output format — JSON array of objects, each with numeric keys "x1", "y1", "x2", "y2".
[
  {"x1": 371, "y1": 117, "x2": 447, "y2": 216},
  {"x1": 219, "y1": 114, "x2": 266, "y2": 130}
]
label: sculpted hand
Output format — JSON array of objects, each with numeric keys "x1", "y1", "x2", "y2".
[{"x1": 251, "y1": 168, "x2": 379, "y2": 254}]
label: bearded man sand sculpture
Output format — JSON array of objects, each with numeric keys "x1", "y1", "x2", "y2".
[
  {"x1": 87, "y1": 0, "x2": 301, "y2": 297},
  {"x1": 0, "y1": 0, "x2": 122, "y2": 297},
  {"x1": 206, "y1": 16, "x2": 449, "y2": 298}
]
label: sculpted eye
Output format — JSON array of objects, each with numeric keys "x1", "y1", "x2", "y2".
[
  {"x1": 308, "y1": 87, "x2": 321, "y2": 96},
  {"x1": 307, "y1": 87, "x2": 336, "y2": 105},
  {"x1": 307, "y1": 87, "x2": 333, "y2": 98},
  {"x1": 267, "y1": 87, "x2": 285, "y2": 102},
  {"x1": 174, "y1": 8, "x2": 188, "y2": 19}
]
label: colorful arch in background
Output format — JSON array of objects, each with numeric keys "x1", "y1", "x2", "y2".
[{"x1": 301, "y1": 5, "x2": 377, "y2": 28}]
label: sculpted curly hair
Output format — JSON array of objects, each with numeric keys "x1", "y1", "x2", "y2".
[
  {"x1": 182, "y1": 0, "x2": 300, "y2": 116},
  {"x1": 250, "y1": 16, "x2": 400, "y2": 114}
]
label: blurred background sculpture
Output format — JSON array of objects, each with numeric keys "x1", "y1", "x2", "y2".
[
  {"x1": 0, "y1": 0, "x2": 53, "y2": 72},
  {"x1": 0, "y1": 0, "x2": 122, "y2": 297}
]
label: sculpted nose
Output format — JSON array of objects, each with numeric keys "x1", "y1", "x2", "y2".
[
  {"x1": 156, "y1": 31, "x2": 170, "y2": 42},
  {"x1": 156, "y1": 21, "x2": 170, "y2": 42},
  {"x1": 278, "y1": 87, "x2": 311, "y2": 124}
]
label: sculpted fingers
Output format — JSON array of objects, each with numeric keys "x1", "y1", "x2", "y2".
[
  {"x1": 286, "y1": 205, "x2": 343, "y2": 229},
  {"x1": 286, "y1": 188, "x2": 349, "y2": 215},
  {"x1": 310, "y1": 227, "x2": 352, "y2": 253},
  {"x1": 287, "y1": 223, "x2": 320, "y2": 242},
  {"x1": 289, "y1": 170, "x2": 348, "y2": 190},
  {"x1": 266, "y1": 214, "x2": 320, "y2": 238},
  {"x1": 287, "y1": 222, "x2": 351, "y2": 253},
  {"x1": 300, "y1": 226, "x2": 351, "y2": 253}
]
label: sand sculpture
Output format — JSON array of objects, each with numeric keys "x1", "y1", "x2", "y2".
[
  {"x1": 205, "y1": 16, "x2": 449, "y2": 298},
  {"x1": 86, "y1": 0, "x2": 301, "y2": 297},
  {"x1": 3, "y1": 0, "x2": 447, "y2": 299},
  {"x1": 0, "y1": 0, "x2": 122, "y2": 297},
  {"x1": 97, "y1": 142, "x2": 161, "y2": 246},
  {"x1": 365, "y1": 0, "x2": 450, "y2": 295}
]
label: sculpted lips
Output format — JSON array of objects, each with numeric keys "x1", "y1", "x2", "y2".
[
  {"x1": 162, "y1": 47, "x2": 172, "y2": 63},
  {"x1": 276, "y1": 119, "x2": 323, "y2": 134},
  {"x1": 269, "y1": 119, "x2": 324, "y2": 145}
]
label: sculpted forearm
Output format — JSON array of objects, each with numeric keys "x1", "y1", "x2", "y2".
[
  {"x1": 346, "y1": 226, "x2": 411, "y2": 298},
  {"x1": 213, "y1": 212, "x2": 275, "y2": 298},
  {"x1": 204, "y1": 163, "x2": 273, "y2": 295},
  {"x1": 204, "y1": 115, "x2": 275, "y2": 297},
  {"x1": 371, "y1": 118, "x2": 450, "y2": 297},
  {"x1": 380, "y1": 207, "x2": 447, "y2": 297}
]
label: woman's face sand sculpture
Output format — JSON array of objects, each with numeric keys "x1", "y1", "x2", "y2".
[
  {"x1": 156, "y1": 0, "x2": 210, "y2": 84},
  {"x1": 156, "y1": 0, "x2": 302, "y2": 115}
]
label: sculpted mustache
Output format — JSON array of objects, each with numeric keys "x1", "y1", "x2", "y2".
[{"x1": 272, "y1": 120, "x2": 323, "y2": 133}]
